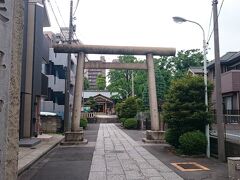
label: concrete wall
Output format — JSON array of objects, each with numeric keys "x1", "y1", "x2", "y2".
[{"x1": 41, "y1": 115, "x2": 63, "y2": 133}]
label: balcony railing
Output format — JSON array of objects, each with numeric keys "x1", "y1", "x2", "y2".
[{"x1": 213, "y1": 110, "x2": 240, "y2": 124}]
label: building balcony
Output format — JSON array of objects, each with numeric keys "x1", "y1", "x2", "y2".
[{"x1": 221, "y1": 70, "x2": 240, "y2": 93}]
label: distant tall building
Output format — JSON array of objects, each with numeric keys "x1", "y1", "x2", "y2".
[{"x1": 86, "y1": 56, "x2": 106, "y2": 90}]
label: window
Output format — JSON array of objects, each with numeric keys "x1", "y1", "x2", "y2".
[{"x1": 223, "y1": 96, "x2": 232, "y2": 110}]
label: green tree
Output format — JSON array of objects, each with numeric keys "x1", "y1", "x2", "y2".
[
  {"x1": 96, "y1": 74, "x2": 106, "y2": 90},
  {"x1": 171, "y1": 49, "x2": 203, "y2": 78},
  {"x1": 84, "y1": 77, "x2": 90, "y2": 90},
  {"x1": 107, "y1": 55, "x2": 137, "y2": 99},
  {"x1": 108, "y1": 50, "x2": 203, "y2": 107},
  {"x1": 163, "y1": 75, "x2": 213, "y2": 147},
  {"x1": 85, "y1": 97, "x2": 97, "y2": 112}
]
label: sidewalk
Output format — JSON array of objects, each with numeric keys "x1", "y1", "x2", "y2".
[
  {"x1": 89, "y1": 124, "x2": 183, "y2": 180},
  {"x1": 18, "y1": 134, "x2": 64, "y2": 174}
]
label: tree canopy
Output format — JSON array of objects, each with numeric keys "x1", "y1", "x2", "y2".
[
  {"x1": 84, "y1": 77, "x2": 90, "y2": 90},
  {"x1": 96, "y1": 74, "x2": 106, "y2": 90},
  {"x1": 107, "y1": 49, "x2": 204, "y2": 106}
]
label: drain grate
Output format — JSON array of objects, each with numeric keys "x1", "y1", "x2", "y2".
[{"x1": 171, "y1": 162, "x2": 210, "y2": 172}]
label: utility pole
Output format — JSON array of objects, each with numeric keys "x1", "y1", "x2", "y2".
[
  {"x1": 64, "y1": 0, "x2": 73, "y2": 132},
  {"x1": 212, "y1": 0, "x2": 226, "y2": 162},
  {"x1": 131, "y1": 70, "x2": 134, "y2": 97}
]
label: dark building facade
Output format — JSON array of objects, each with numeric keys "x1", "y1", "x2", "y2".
[{"x1": 19, "y1": 0, "x2": 50, "y2": 139}]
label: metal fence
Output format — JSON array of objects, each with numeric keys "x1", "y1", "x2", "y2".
[{"x1": 212, "y1": 110, "x2": 240, "y2": 124}]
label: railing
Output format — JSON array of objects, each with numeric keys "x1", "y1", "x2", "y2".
[
  {"x1": 213, "y1": 110, "x2": 240, "y2": 124},
  {"x1": 224, "y1": 110, "x2": 240, "y2": 124},
  {"x1": 81, "y1": 112, "x2": 105, "y2": 119}
]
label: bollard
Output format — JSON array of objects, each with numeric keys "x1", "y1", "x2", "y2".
[{"x1": 228, "y1": 157, "x2": 240, "y2": 180}]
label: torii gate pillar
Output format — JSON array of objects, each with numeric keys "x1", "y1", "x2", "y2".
[
  {"x1": 62, "y1": 52, "x2": 87, "y2": 144},
  {"x1": 142, "y1": 53, "x2": 165, "y2": 143}
]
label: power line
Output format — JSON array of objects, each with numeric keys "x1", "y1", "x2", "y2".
[
  {"x1": 207, "y1": 9, "x2": 213, "y2": 43},
  {"x1": 47, "y1": 0, "x2": 67, "y2": 41},
  {"x1": 73, "y1": 0, "x2": 80, "y2": 16},
  {"x1": 207, "y1": 0, "x2": 225, "y2": 44},
  {"x1": 54, "y1": 0, "x2": 67, "y2": 27}
]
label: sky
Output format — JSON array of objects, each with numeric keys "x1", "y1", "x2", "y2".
[{"x1": 44, "y1": 0, "x2": 240, "y2": 62}]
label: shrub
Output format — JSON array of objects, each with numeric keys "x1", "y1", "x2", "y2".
[
  {"x1": 121, "y1": 97, "x2": 138, "y2": 118},
  {"x1": 163, "y1": 75, "x2": 213, "y2": 148},
  {"x1": 179, "y1": 130, "x2": 207, "y2": 155},
  {"x1": 165, "y1": 129, "x2": 181, "y2": 147},
  {"x1": 120, "y1": 118, "x2": 126, "y2": 126},
  {"x1": 116, "y1": 102, "x2": 124, "y2": 118},
  {"x1": 124, "y1": 118, "x2": 138, "y2": 129},
  {"x1": 80, "y1": 118, "x2": 88, "y2": 129}
]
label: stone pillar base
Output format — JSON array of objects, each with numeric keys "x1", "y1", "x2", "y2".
[
  {"x1": 142, "y1": 130, "x2": 166, "y2": 144},
  {"x1": 61, "y1": 130, "x2": 88, "y2": 145}
]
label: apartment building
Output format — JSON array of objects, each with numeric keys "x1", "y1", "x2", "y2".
[
  {"x1": 85, "y1": 56, "x2": 106, "y2": 89},
  {"x1": 208, "y1": 52, "x2": 240, "y2": 110},
  {"x1": 41, "y1": 31, "x2": 77, "y2": 118}
]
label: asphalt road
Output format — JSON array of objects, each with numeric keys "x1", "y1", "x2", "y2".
[{"x1": 18, "y1": 124, "x2": 99, "y2": 180}]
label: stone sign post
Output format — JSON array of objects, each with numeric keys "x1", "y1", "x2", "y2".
[{"x1": 0, "y1": 0, "x2": 23, "y2": 179}]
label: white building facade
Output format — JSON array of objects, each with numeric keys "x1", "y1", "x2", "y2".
[{"x1": 41, "y1": 32, "x2": 77, "y2": 118}]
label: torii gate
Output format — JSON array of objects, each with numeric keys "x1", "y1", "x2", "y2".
[{"x1": 54, "y1": 44, "x2": 175, "y2": 143}]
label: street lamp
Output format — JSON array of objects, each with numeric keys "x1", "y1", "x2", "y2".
[{"x1": 173, "y1": 16, "x2": 210, "y2": 158}]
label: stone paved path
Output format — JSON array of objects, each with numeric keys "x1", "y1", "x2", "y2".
[{"x1": 88, "y1": 124, "x2": 183, "y2": 180}]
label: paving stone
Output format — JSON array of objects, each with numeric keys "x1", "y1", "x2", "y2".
[
  {"x1": 89, "y1": 171, "x2": 107, "y2": 180},
  {"x1": 107, "y1": 174, "x2": 126, "y2": 180},
  {"x1": 140, "y1": 168, "x2": 161, "y2": 177},
  {"x1": 148, "y1": 176, "x2": 165, "y2": 180},
  {"x1": 106, "y1": 160, "x2": 122, "y2": 167},
  {"x1": 160, "y1": 172, "x2": 184, "y2": 180},
  {"x1": 147, "y1": 159, "x2": 166, "y2": 168},
  {"x1": 121, "y1": 161, "x2": 140, "y2": 171},
  {"x1": 90, "y1": 164, "x2": 106, "y2": 172},
  {"x1": 107, "y1": 166, "x2": 124, "y2": 175},
  {"x1": 117, "y1": 153, "x2": 130, "y2": 160},
  {"x1": 125, "y1": 170, "x2": 144, "y2": 180},
  {"x1": 137, "y1": 161, "x2": 152, "y2": 169},
  {"x1": 155, "y1": 166, "x2": 173, "y2": 173}
]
